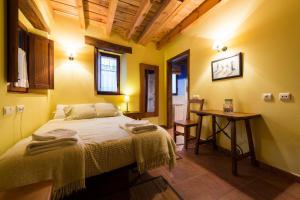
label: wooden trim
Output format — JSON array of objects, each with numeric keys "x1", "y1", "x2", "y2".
[
  {"x1": 95, "y1": 52, "x2": 121, "y2": 95},
  {"x1": 18, "y1": 21, "x2": 28, "y2": 32},
  {"x1": 7, "y1": 0, "x2": 19, "y2": 82},
  {"x1": 138, "y1": 0, "x2": 182, "y2": 45},
  {"x1": 166, "y1": 50, "x2": 190, "y2": 128},
  {"x1": 157, "y1": 0, "x2": 221, "y2": 49},
  {"x1": 77, "y1": 0, "x2": 87, "y2": 29},
  {"x1": 85, "y1": 36, "x2": 132, "y2": 54},
  {"x1": 19, "y1": 0, "x2": 51, "y2": 33},
  {"x1": 140, "y1": 63, "x2": 159, "y2": 117},
  {"x1": 106, "y1": 0, "x2": 118, "y2": 35},
  {"x1": 48, "y1": 40, "x2": 54, "y2": 89},
  {"x1": 126, "y1": 0, "x2": 153, "y2": 40},
  {"x1": 7, "y1": 83, "x2": 28, "y2": 93},
  {"x1": 94, "y1": 47, "x2": 98, "y2": 91}
]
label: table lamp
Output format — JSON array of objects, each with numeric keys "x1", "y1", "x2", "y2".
[{"x1": 124, "y1": 95, "x2": 130, "y2": 112}]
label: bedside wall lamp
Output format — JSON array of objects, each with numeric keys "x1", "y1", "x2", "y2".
[
  {"x1": 69, "y1": 53, "x2": 74, "y2": 61},
  {"x1": 124, "y1": 95, "x2": 130, "y2": 112}
]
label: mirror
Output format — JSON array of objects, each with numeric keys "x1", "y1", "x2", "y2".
[{"x1": 140, "y1": 63, "x2": 159, "y2": 117}]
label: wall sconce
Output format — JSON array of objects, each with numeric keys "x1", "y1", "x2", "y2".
[
  {"x1": 124, "y1": 95, "x2": 130, "y2": 112},
  {"x1": 69, "y1": 53, "x2": 74, "y2": 61},
  {"x1": 213, "y1": 41, "x2": 227, "y2": 52}
]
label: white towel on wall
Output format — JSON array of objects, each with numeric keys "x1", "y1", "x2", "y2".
[{"x1": 14, "y1": 48, "x2": 29, "y2": 88}]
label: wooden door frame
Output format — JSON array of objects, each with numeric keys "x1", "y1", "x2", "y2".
[{"x1": 166, "y1": 49, "x2": 190, "y2": 129}]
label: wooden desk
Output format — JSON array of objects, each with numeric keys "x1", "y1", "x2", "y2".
[
  {"x1": 192, "y1": 110, "x2": 261, "y2": 175},
  {"x1": 0, "y1": 181, "x2": 53, "y2": 200}
]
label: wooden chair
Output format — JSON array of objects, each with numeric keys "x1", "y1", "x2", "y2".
[{"x1": 173, "y1": 99, "x2": 204, "y2": 149}]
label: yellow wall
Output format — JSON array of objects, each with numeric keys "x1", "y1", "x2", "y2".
[
  {"x1": 50, "y1": 14, "x2": 166, "y2": 124},
  {"x1": 0, "y1": 2, "x2": 52, "y2": 155},
  {"x1": 163, "y1": 0, "x2": 300, "y2": 175}
]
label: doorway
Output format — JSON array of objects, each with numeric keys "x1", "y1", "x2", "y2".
[{"x1": 166, "y1": 50, "x2": 190, "y2": 129}]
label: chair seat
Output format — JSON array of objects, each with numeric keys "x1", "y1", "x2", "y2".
[{"x1": 174, "y1": 119, "x2": 198, "y2": 127}]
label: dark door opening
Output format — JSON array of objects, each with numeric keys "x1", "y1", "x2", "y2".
[{"x1": 166, "y1": 50, "x2": 190, "y2": 129}]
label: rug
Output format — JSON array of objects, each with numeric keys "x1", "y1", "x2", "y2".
[{"x1": 130, "y1": 176, "x2": 182, "y2": 200}]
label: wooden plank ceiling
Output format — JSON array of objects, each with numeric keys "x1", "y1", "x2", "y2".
[{"x1": 48, "y1": 0, "x2": 220, "y2": 48}]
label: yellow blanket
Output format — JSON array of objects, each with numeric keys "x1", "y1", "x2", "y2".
[{"x1": 132, "y1": 126, "x2": 176, "y2": 173}]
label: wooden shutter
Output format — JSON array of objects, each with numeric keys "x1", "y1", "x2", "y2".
[
  {"x1": 7, "y1": 0, "x2": 19, "y2": 82},
  {"x1": 28, "y1": 33, "x2": 54, "y2": 89}
]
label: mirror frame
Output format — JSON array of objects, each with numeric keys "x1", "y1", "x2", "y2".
[{"x1": 140, "y1": 63, "x2": 159, "y2": 117}]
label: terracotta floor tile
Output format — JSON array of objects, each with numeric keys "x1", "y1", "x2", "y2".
[
  {"x1": 218, "y1": 189, "x2": 257, "y2": 200},
  {"x1": 240, "y1": 178, "x2": 297, "y2": 200}
]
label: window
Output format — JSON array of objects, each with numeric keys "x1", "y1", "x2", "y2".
[
  {"x1": 96, "y1": 51, "x2": 120, "y2": 94},
  {"x1": 172, "y1": 74, "x2": 178, "y2": 95}
]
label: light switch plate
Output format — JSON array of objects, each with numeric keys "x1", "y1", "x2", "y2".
[
  {"x1": 3, "y1": 106, "x2": 15, "y2": 116},
  {"x1": 262, "y1": 93, "x2": 273, "y2": 101},
  {"x1": 279, "y1": 92, "x2": 292, "y2": 101},
  {"x1": 16, "y1": 105, "x2": 25, "y2": 113}
]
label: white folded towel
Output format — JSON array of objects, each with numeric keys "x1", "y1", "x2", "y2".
[
  {"x1": 26, "y1": 136, "x2": 78, "y2": 155},
  {"x1": 125, "y1": 120, "x2": 149, "y2": 127},
  {"x1": 120, "y1": 124, "x2": 158, "y2": 134},
  {"x1": 32, "y1": 129, "x2": 77, "y2": 141}
]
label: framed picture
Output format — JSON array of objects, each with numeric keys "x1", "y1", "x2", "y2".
[{"x1": 211, "y1": 53, "x2": 243, "y2": 81}]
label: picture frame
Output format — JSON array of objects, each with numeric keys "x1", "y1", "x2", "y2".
[{"x1": 211, "y1": 53, "x2": 243, "y2": 81}]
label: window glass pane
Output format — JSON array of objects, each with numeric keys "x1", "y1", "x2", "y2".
[
  {"x1": 172, "y1": 74, "x2": 177, "y2": 94},
  {"x1": 98, "y1": 54, "x2": 118, "y2": 93}
]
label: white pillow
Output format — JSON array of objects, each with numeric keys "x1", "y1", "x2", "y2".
[
  {"x1": 64, "y1": 104, "x2": 97, "y2": 120},
  {"x1": 53, "y1": 104, "x2": 67, "y2": 119},
  {"x1": 95, "y1": 103, "x2": 119, "y2": 117}
]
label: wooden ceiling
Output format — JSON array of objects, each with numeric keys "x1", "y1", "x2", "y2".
[{"x1": 47, "y1": 0, "x2": 221, "y2": 48}]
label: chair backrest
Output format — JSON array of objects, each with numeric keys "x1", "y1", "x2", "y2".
[{"x1": 188, "y1": 99, "x2": 204, "y2": 119}]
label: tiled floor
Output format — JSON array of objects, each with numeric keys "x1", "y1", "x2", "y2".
[
  {"x1": 65, "y1": 133, "x2": 300, "y2": 200},
  {"x1": 146, "y1": 136, "x2": 300, "y2": 200}
]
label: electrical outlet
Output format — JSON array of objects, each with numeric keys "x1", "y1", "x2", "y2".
[
  {"x1": 3, "y1": 106, "x2": 15, "y2": 116},
  {"x1": 279, "y1": 92, "x2": 292, "y2": 101},
  {"x1": 262, "y1": 93, "x2": 273, "y2": 101},
  {"x1": 16, "y1": 105, "x2": 25, "y2": 113}
]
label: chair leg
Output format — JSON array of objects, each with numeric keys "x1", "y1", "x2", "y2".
[
  {"x1": 184, "y1": 127, "x2": 188, "y2": 149},
  {"x1": 173, "y1": 123, "x2": 177, "y2": 143}
]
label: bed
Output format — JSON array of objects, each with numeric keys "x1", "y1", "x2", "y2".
[{"x1": 0, "y1": 114, "x2": 176, "y2": 199}]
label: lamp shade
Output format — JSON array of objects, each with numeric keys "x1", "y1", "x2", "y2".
[{"x1": 124, "y1": 95, "x2": 130, "y2": 102}]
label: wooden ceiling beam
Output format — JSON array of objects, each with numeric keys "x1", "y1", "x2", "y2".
[
  {"x1": 77, "y1": 0, "x2": 87, "y2": 29},
  {"x1": 157, "y1": 0, "x2": 222, "y2": 49},
  {"x1": 106, "y1": 0, "x2": 118, "y2": 35},
  {"x1": 85, "y1": 36, "x2": 132, "y2": 54},
  {"x1": 19, "y1": 0, "x2": 51, "y2": 33},
  {"x1": 138, "y1": 0, "x2": 182, "y2": 45},
  {"x1": 126, "y1": 0, "x2": 153, "y2": 40}
]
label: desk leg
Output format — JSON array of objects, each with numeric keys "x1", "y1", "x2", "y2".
[
  {"x1": 231, "y1": 120, "x2": 238, "y2": 175},
  {"x1": 212, "y1": 116, "x2": 217, "y2": 150},
  {"x1": 173, "y1": 123, "x2": 177, "y2": 143},
  {"x1": 195, "y1": 115, "x2": 203, "y2": 155},
  {"x1": 184, "y1": 126, "x2": 189, "y2": 149},
  {"x1": 245, "y1": 119, "x2": 257, "y2": 166}
]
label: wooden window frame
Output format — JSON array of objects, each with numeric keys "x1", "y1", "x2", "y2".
[
  {"x1": 172, "y1": 74, "x2": 178, "y2": 96},
  {"x1": 95, "y1": 50, "x2": 121, "y2": 95},
  {"x1": 140, "y1": 63, "x2": 159, "y2": 117},
  {"x1": 7, "y1": 22, "x2": 29, "y2": 93}
]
